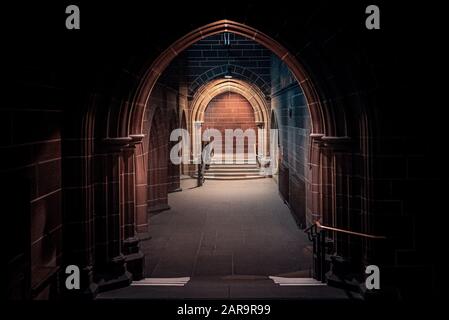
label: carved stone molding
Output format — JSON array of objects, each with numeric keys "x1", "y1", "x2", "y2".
[
  {"x1": 103, "y1": 137, "x2": 133, "y2": 152},
  {"x1": 321, "y1": 136, "x2": 351, "y2": 151},
  {"x1": 129, "y1": 134, "x2": 145, "y2": 146},
  {"x1": 312, "y1": 135, "x2": 351, "y2": 151}
]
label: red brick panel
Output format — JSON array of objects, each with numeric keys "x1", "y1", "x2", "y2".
[{"x1": 203, "y1": 92, "x2": 257, "y2": 154}]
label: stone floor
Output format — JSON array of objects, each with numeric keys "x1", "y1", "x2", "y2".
[
  {"x1": 142, "y1": 178, "x2": 312, "y2": 278},
  {"x1": 97, "y1": 178, "x2": 358, "y2": 299}
]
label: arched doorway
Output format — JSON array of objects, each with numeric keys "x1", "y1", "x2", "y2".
[
  {"x1": 121, "y1": 21, "x2": 333, "y2": 238},
  {"x1": 123, "y1": 20, "x2": 329, "y2": 137},
  {"x1": 190, "y1": 79, "x2": 270, "y2": 164}
]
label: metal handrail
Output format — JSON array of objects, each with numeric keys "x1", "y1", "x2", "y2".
[
  {"x1": 305, "y1": 220, "x2": 386, "y2": 282},
  {"x1": 306, "y1": 220, "x2": 386, "y2": 240}
]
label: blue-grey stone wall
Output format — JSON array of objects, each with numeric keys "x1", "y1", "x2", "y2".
[{"x1": 270, "y1": 54, "x2": 311, "y2": 227}]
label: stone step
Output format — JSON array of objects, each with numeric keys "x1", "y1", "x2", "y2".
[
  {"x1": 132, "y1": 277, "x2": 190, "y2": 287},
  {"x1": 269, "y1": 276, "x2": 326, "y2": 286},
  {"x1": 205, "y1": 171, "x2": 263, "y2": 177},
  {"x1": 208, "y1": 164, "x2": 259, "y2": 169},
  {"x1": 207, "y1": 168, "x2": 261, "y2": 173},
  {"x1": 194, "y1": 175, "x2": 266, "y2": 180},
  {"x1": 193, "y1": 164, "x2": 266, "y2": 180},
  {"x1": 207, "y1": 176, "x2": 266, "y2": 180},
  {"x1": 97, "y1": 276, "x2": 359, "y2": 300}
]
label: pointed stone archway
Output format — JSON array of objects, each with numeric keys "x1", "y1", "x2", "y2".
[
  {"x1": 189, "y1": 79, "x2": 270, "y2": 161},
  {"x1": 84, "y1": 20, "x2": 366, "y2": 293}
]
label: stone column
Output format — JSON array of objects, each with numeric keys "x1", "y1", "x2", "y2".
[
  {"x1": 95, "y1": 137, "x2": 133, "y2": 292},
  {"x1": 256, "y1": 121, "x2": 265, "y2": 160},
  {"x1": 320, "y1": 136, "x2": 352, "y2": 259},
  {"x1": 309, "y1": 133, "x2": 325, "y2": 226},
  {"x1": 314, "y1": 135, "x2": 364, "y2": 285},
  {"x1": 62, "y1": 141, "x2": 98, "y2": 299},
  {"x1": 121, "y1": 134, "x2": 145, "y2": 280},
  {"x1": 168, "y1": 136, "x2": 182, "y2": 193},
  {"x1": 192, "y1": 121, "x2": 203, "y2": 164}
]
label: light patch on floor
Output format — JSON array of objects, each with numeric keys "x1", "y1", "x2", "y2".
[
  {"x1": 269, "y1": 276, "x2": 326, "y2": 286},
  {"x1": 132, "y1": 277, "x2": 190, "y2": 286}
]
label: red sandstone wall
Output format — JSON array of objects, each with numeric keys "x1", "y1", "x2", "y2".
[
  {"x1": 3, "y1": 107, "x2": 63, "y2": 299},
  {"x1": 144, "y1": 85, "x2": 180, "y2": 214},
  {"x1": 203, "y1": 92, "x2": 257, "y2": 155}
]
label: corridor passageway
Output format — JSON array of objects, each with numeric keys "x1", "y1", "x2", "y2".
[
  {"x1": 143, "y1": 179, "x2": 311, "y2": 279},
  {"x1": 98, "y1": 178, "x2": 357, "y2": 299},
  {"x1": 6, "y1": 2, "x2": 443, "y2": 301}
]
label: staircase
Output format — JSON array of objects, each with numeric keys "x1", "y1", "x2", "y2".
[
  {"x1": 97, "y1": 276, "x2": 360, "y2": 300},
  {"x1": 204, "y1": 163, "x2": 266, "y2": 180}
]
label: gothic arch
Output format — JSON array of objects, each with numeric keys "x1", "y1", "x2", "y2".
[
  {"x1": 92, "y1": 20, "x2": 363, "y2": 288},
  {"x1": 190, "y1": 79, "x2": 269, "y2": 124},
  {"x1": 120, "y1": 20, "x2": 332, "y2": 138},
  {"x1": 189, "y1": 78, "x2": 270, "y2": 157},
  {"x1": 188, "y1": 64, "x2": 271, "y2": 96}
]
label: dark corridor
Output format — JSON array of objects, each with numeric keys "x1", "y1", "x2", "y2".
[{"x1": 4, "y1": 0, "x2": 445, "y2": 307}]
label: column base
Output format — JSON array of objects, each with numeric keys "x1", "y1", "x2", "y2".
[
  {"x1": 125, "y1": 251, "x2": 145, "y2": 281},
  {"x1": 96, "y1": 255, "x2": 132, "y2": 293},
  {"x1": 62, "y1": 265, "x2": 99, "y2": 300},
  {"x1": 96, "y1": 272, "x2": 132, "y2": 293},
  {"x1": 123, "y1": 237, "x2": 145, "y2": 280},
  {"x1": 63, "y1": 282, "x2": 99, "y2": 300}
]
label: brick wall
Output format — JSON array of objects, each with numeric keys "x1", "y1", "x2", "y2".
[
  {"x1": 6, "y1": 2, "x2": 442, "y2": 300},
  {"x1": 4, "y1": 71, "x2": 63, "y2": 298},
  {"x1": 143, "y1": 84, "x2": 181, "y2": 214},
  {"x1": 162, "y1": 34, "x2": 272, "y2": 97},
  {"x1": 148, "y1": 109, "x2": 169, "y2": 212},
  {"x1": 270, "y1": 55, "x2": 311, "y2": 228},
  {"x1": 203, "y1": 92, "x2": 257, "y2": 155}
]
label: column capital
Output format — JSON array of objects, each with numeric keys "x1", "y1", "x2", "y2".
[
  {"x1": 103, "y1": 135, "x2": 145, "y2": 151},
  {"x1": 310, "y1": 133, "x2": 325, "y2": 141},
  {"x1": 123, "y1": 134, "x2": 146, "y2": 151},
  {"x1": 319, "y1": 135, "x2": 351, "y2": 151},
  {"x1": 194, "y1": 120, "x2": 203, "y2": 126},
  {"x1": 103, "y1": 137, "x2": 132, "y2": 152},
  {"x1": 129, "y1": 134, "x2": 145, "y2": 145},
  {"x1": 310, "y1": 134, "x2": 351, "y2": 149}
]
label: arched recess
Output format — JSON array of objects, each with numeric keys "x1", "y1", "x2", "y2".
[
  {"x1": 147, "y1": 107, "x2": 170, "y2": 214},
  {"x1": 189, "y1": 79, "x2": 270, "y2": 158}
]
